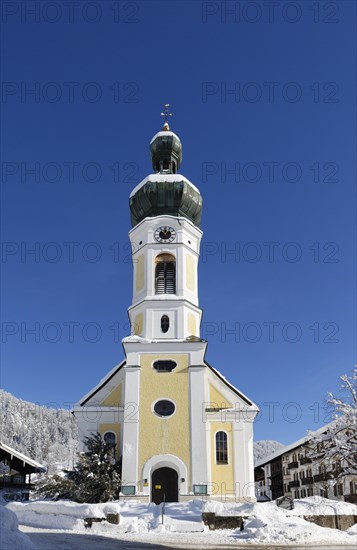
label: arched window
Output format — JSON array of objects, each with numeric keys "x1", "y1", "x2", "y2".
[
  {"x1": 155, "y1": 254, "x2": 176, "y2": 294},
  {"x1": 161, "y1": 315, "x2": 170, "y2": 333},
  {"x1": 103, "y1": 432, "x2": 116, "y2": 448},
  {"x1": 215, "y1": 431, "x2": 228, "y2": 464}
]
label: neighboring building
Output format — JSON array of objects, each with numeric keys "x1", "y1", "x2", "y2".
[
  {"x1": 73, "y1": 118, "x2": 259, "y2": 503},
  {"x1": 0, "y1": 441, "x2": 45, "y2": 501},
  {"x1": 255, "y1": 428, "x2": 357, "y2": 503}
]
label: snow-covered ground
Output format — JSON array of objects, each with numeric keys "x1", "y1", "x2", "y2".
[
  {"x1": 0, "y1": 504, "x2": 36, "y2": 550},
  {"x1": 4, "y1": 497, "x2": 357, "y2": 549}
]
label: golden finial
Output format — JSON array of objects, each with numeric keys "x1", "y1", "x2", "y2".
[{"x1": 161, "y1": 103, "x2": 172, "y2": 130}]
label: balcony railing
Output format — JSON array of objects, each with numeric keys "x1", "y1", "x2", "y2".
[
  {"x1": 301, "y1": 477, "x2": 314, "y2": 485},
  {"x1": 287, "y1": 461, "x2": 299, "y2": 469},
  {"x1": 313, "y1": 473, "x2": 328, "y2": 482},
  {"x1": 288, "y1": 480, "x2": 300, "y2": 488},
  {"x1": 299, "y1": 457, "x2": 312, "y2": 465}
]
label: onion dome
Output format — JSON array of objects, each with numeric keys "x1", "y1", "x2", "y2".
[{"x1": 129, "y1": 123, "x2": 202, "y2": 228}]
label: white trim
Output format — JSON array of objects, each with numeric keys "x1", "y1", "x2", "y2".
[
  {"x1": 188, "y1": 365, "x2": 209, "y2": 489},
  {"x1": 121, "y1": 365, "x2": 140, "y2": 490},
  {"x1": 141, "y1": 454, "x2": 188, "y2": 497}
]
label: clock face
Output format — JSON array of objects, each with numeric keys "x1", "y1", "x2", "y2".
[{"x1": 154, "y1": 226, "x2": 176, "y2": 243}]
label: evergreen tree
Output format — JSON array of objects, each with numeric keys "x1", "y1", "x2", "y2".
[{"x1": 36, "y1": 432, "x2": 121, "y2": 503}]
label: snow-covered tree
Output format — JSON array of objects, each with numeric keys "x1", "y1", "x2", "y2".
[
  {"x1": 36, "y1": 432, "x2": 121, "y2": 503},
  {"x1": 307, "y1": 367, "x2": 357, "y2": 477},
  {"x1": 0, "y1": 389, "x2": 78, "y2": 471}
]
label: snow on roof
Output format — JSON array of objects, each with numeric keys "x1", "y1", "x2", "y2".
[
  {"x1": 76, "y1": 359, "x2": 126, "y2": 406},
  {"x1": 0, "y1": 441, "x2": 45, "y2": 471},
  {"x1": 255, "y1": 424, "x2": 331, "y2": 468},
  {"x1": 129, "y1": 174, "x2": 200, "y2": 198},
  {"x1": 122, "y1": 335, "x2": 151, "y2": 344},
  {"x1": 149, "y1": 130, "x2": 180, "y2": 145}
]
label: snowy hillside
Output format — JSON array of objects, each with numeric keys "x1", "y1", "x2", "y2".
[
  {"x1": 253, "y1": 439, "x2": 284, "y2": 463},
  {"x1": 0, "y1": 389, "x2": 77, "y2": 472}
]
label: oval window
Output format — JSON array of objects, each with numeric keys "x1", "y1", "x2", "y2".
[
  {"x1": 161, "y1": 315, "x2": 170, "y2": 333},
  {"x1": 154, "y1": 400, "x2": 175, "y2": 417}
]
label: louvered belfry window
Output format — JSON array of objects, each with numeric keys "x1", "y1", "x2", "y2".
[
  {"x1": 215, "y1": 431, "x2": 228, "y2": 464},
  {"x1": 155, "y1": 254, "x2": 176, "y2": 294}
]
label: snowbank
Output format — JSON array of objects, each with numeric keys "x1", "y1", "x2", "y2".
[
  {"x1": 6, "y1": 500, "x2": 124, "y2": 531},
  {"x1": 203, "y1": 497, "x2": 357, "y2": 546},
  {"x1": 0, "y1": 505, "x2": 36, "y2": 550},
  {"x1": 204, "y1": 495, "x2": 357, "y2": 517},
  {"x1": 285, "y1": 495, "x2": 357, "y2": 516},
  {"x1": 7, "y1": 497, "x2": 357, "y2": 545}
]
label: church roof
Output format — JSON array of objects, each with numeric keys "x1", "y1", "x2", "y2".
[
  {"x1": 129, "y1": 173, "x2": 200, "y2": 199},
  {"x1": 76, "y1": 357, "x2": 257, "y2": 410},
  {"x1": 77, "y1": 359, "x2": 126, "y2": 406},
  {"x1": 205, "y1": 361, "x2": 259, "y2": 409}
]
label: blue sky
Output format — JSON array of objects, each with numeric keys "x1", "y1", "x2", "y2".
[{"x1": 1, "y1": 1, "x2": 356, "y2": 444}]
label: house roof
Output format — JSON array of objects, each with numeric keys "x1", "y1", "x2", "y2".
[
  {"x1": 255, "y1": 424, "x2": 330, "y2": 468},
  {"x1": 0, "y1": 441, "x2": 46, "y2": 472}
]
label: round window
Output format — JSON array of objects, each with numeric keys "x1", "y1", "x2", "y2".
[{"x1": 154, "y1": 399, "x2": 175, "y2": 417}]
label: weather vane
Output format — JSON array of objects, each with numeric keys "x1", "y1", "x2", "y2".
[{"x1": 161, "y1": 104, "x2": 173, "y2": 129}]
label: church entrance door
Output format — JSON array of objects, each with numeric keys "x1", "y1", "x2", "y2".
[{"x1": 151, "y1": 467, "x2": 178, "y2": 504}]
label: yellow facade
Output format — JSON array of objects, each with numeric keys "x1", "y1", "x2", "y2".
[
  {"x1": 209, "y1": 383, "x2": 233, "y2": 409},
  {"x1": 187, "y1": 313, "x2": 197, "y2": 336},
  {"x1": 100, "y1": 383, "x2": 122, "y2": 407},
  {"x1": 138, "y1": 354, "x2": 190, "y2": 482},
  {"x1": 210, "y1": 421, "x2": 235, "y2": 493},
  {"x1": 135, "y1": 254, "x2": 145, "y2": 291},
  {"x1": 133, "y1": 313, "x2": 143, "y2": 336},
  {"x1": 185, "y1": 253, "x2": 195, "y2": 291}
]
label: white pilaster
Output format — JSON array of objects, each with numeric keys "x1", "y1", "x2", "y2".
[
  {"x1": 188, "y1": 365, "x2": 209, "y2": 489},
  {"x1": 121, "y1": 365, "x2": 140, "y2": 489}
]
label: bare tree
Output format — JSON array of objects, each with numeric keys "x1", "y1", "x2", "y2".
[{"x1": 307, "y1": 367, "x2": 357, "y2": 478}]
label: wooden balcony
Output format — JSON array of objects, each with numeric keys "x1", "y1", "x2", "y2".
[
  {"x1": 344, "y1": 494, "x2": 357, "y2": 504},
  {"x1": 313, "y1": 473, "x2": 328, "y2": 482},
  {"x1": 288, "y1": 480, "x2": 300, "y2": 488},
  {"x1": 299, "y1": 457, "x2": 312, "y2": 465},
  {"x1": 287, "y1": 461, "x2": 299, "y2": 469},
  {"x1": 301, "y1": 476, "x2": 314, "y2": 485}
]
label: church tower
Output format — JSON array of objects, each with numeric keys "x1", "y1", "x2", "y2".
[{"x1": 73, "y1": 112, "x2": 259, "y2": 503}]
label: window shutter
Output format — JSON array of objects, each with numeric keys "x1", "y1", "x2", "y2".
[
  {"x1": 165, "y1": 263, "x2": 175, "y2": 294},
  {"x1": 155, "y1": 258, "x2": 176, "y2": 295},
  {"x1": 155, "y1": 263, "x2": 165, "y2": 294}
]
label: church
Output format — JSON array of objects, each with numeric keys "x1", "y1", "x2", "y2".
[{"x1": 73, "y1": 113, "x2": 259, "y2": 503}]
